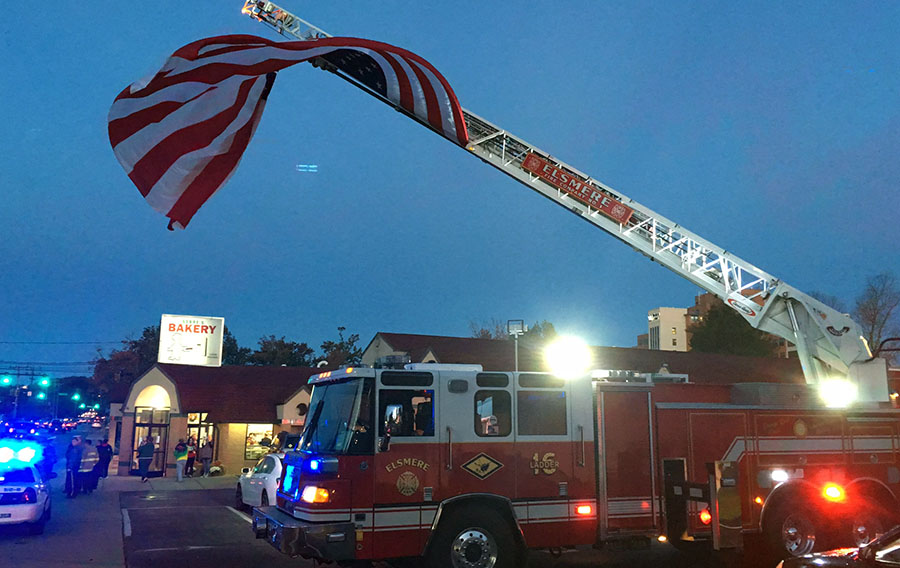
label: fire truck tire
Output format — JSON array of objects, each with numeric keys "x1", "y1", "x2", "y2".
[
  {"x1": 426, "y1": 505, "x2": 521, "y2": 568},
  {"x1": 846, "y1": 496, "x2": 895, "y2": 548},
  {"x1": 763, "y1": 499, "x2": 824, "y2": 559}
]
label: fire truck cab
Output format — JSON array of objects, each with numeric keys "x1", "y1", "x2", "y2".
[{"x1": 252, "y1": 364, "x2": 597, "y2": 566}]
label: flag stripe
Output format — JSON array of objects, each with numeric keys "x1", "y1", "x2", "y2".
[{"x1": 109, "y1": 34, "x2": 468, "y2": 229}]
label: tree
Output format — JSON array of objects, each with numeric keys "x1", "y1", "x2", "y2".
[
  {"x1": 520, "y1": 320, "x2": 557, "y2": 348},
  {"x1": 689, "y1": 303, "x2": 777, "y2": 357},
  {"x1": 92, "y1": 326, "x2": 159, "y2": 396},
  {"x1": 223, "y1": 327, "x2": 252, "y2": 365},
  {"x1": 248, "y1": 335, "x2": 315, "y2": 367},
  {"x1": 854, "y1": 272, "x2": 900, "y2": 361},
  {"x1": 319, "y1": 327, "x2": 363, "y2": 367},
  {"x1": 469, "y1": 318, "x2": 508, "y2": 340}
]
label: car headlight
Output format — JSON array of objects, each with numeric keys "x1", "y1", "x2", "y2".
[{"x1": 300, "y1": 485, "x2": 331, "y2": 504}]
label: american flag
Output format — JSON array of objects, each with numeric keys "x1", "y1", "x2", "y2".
[{"x1": 108, "y1": 34, "x2": 468, "y2": 229}]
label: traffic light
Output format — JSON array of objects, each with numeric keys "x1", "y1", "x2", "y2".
[
  {"x1": 92, "y1": 403, "x2": 100, "y2": 410},
  {"x1": 78, "y1": 403, "x2": 86, "y2": 409},
  {"x1": 37, "y1": 376, "x2": 50, "y2": 387},
  {"x1": 0, "y1": 375, "x2": 12, "y2": 386},
  {"x1": 71, "y1": 393, "x2": 81, "y2": 401},
  {"x1": 36, "y1": 392, "x2": 46, "y2": 400}
]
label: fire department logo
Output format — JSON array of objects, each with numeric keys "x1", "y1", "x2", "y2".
[
  {"x1": 793, "y1": 420, "x2": 808, "y2": 438},
  {"x1": 611, "y1": 204, "x2": 627, "y2": 221},
  {"x1": 461, "y1": 453, "x2": 504, "y2": 480},
  {"x1": 396, "y1": 471, "x2": 419, "y2": 496},
  {"x1": 530, "y1": 452, "x2": 559, "y2": 475}
]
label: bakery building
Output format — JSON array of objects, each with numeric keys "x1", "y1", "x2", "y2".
[{"x1": 113, "y1": 364, "x2": 319, "y2": 477}]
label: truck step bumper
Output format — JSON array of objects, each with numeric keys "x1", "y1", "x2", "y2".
[{"x1": 251, "y1": 506, "x2": 356, "y2": 560}]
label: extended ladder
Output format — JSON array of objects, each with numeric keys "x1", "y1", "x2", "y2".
[{"x1": 240, "y1": 1, "x2": 887, "y2": 400}]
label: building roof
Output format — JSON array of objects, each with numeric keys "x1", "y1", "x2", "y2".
[
  {"x1": 371, "y1": 332, "x2": 805, "y2": 384},
  {"x1": 155, "y1": 364, "x2": 321, "y2": 423}
]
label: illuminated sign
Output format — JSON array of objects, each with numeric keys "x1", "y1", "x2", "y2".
[
  {"x1": 158, "y1": 314, "x2": 224, "y2": 367},
  {"x1": 521, "y1": 153, "x2": 633, "y2": 224}
]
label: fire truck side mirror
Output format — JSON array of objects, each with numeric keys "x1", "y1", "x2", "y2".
[{"x1": 379, "y1": 433, "x2": 391, "y2": 453}]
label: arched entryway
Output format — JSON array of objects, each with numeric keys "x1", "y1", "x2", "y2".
[{"x1": 130, "y1": 385, "x2": 172, "y2": 478}]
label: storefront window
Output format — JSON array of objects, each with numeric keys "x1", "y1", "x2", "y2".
[{"x1": 245, "y1": 424, "x2": 274, "y2": 460}]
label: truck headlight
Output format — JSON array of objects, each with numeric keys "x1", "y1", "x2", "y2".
[{"x1": 300, "y1": 485, "x2": 331, "y2": 504}]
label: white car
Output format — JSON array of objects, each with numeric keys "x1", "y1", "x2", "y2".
[
  {"x1": 0, "y1": 444, "x2": 52, "y2": 534},
  {"x1": 236, "y1": 452, "x2": 283, "y2": 509}
]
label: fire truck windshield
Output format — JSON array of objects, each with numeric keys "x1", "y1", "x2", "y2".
[{"x1": 299, "y1": 378, "x2": 374, "y2": 455}]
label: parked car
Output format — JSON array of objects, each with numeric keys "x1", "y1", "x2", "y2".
[
  {"x1": 235, "y1": 452, "x2": 284, "y2": 509},
  {"x1": 779, "y1": 525, "x2": 900, "y2": 567},
  {"x1": 0, "y1": 442, "x2": 53, "y2": 534}
]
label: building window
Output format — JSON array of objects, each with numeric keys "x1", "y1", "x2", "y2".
[
  {"x1": 672, "y1": 338, "x2": 677, "y2": 346},
  {"x1": 671, "y1": 327, "x2": 677, "y2": 335},
  {"x1": 474, "y1": 391, "x2": 511, "y2": 437},
  {"x1": 245, "y1": 424, "x2": 274, "y2": 461},
  {"x1": 517, "y1": 391, "x2": 567, "y2": 436}
]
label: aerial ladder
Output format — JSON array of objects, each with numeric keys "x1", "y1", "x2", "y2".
[{"x1": 241, "y1": 1, "x2": 889, "y2": 402}]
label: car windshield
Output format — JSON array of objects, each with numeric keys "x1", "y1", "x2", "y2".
[{"x1": 299, "y1": 378, "x2": 373, "y2": 455}]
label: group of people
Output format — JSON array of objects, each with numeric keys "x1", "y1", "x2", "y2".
[
  {"x1": 136, "y1": 435, "x2": 214, "y2": 482},
  {"x1": 64, "y1": 435, "x2": 113, "y2": 498}
]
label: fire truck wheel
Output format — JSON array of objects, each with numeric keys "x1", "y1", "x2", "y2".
[
  {"x1": 427, "y1": 505, "x2": 520, "y2": 568},
  {"x1": 847, "y1": 505, "x2": 889, "y2": 548},
  {"x1": 764, "y1": 499, "x2": 822, "y2": 559}
]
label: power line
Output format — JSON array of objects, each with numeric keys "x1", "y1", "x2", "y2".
[{"x1": 0, "y1": 341, "x2": 120, "y2": 345}]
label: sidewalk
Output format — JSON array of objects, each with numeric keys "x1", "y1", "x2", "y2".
[{"x1": 100, "y1": 472, "x2": 240, "y2": 493}]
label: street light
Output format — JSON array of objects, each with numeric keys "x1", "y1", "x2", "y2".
[
  {"x1": 507, "y1": 320, "x2": 527, "y2": 373},
  {"x1": 544, "y1": 335, "x2": 593, "y2": 379},
  {"x1": 71, "y1": 393, "x2": 81, "y2": 401}
]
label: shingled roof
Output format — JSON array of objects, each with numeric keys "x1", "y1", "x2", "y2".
[
  {"x1": 155, "y1": 364, "x2": 321, "y2": 423},
  {"x1": 369, "y1": 332, "x2": 805, "y2": 384}
]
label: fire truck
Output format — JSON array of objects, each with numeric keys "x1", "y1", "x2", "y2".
[{"x1": 238, "y1": 2, "x2": 900, "y2": 565}]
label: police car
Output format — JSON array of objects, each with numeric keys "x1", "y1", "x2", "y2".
[{"x1": 0, "y1": 440, "x2": 52, "y2": 534}]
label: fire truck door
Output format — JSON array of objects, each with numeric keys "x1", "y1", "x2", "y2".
[
  {"x1": 598, "y1": 387, "x2": 657, "y2": 532},
  {"x1": 373, "y1": 386, "x2": 441, "y2": 558},
  {"x1": 438, "y1": 372, "x2": 518, "y2": 512}
]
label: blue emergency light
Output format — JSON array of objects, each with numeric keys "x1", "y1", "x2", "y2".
[{"x1": 0, "y1": 440, "x2": 42, "y2": 465}]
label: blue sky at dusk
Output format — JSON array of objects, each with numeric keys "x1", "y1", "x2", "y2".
[{"x1": 1, "y1": 2, "x2": 898, "y2": 376}]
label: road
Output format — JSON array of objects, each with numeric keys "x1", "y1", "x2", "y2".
[{"x1": 0, "y1": 424, "x2": 779, "y2": 568}]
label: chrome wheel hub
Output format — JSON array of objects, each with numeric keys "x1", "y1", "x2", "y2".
[
  {"x1": 782, "y1": 514, "x2": 816, "y2": 556},
  {"x1": 450, "y1": 528, "x2": 498, "y2": 568}
]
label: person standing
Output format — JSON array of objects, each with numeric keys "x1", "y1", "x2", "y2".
[
  {"x1": 198, "y1": 439, "x2": 213, "y2": 477},
  {"x1": 64, "y1": 436, "x2": 83, "y2": 498},
  {"x1": 79, "y1": 439, "x2": 99, "y2": 494},
  {"x1": 173, "y1": 439, "x2": 188, "y2": 482},
  {"x1": 137, "y1": 436, "x2": 155, "y2": 482},
  {"x1": 95, "y1": 438, "x2": 113, "y2": 484},
  {"x1": 185, "y1": 436, "x2": 196, "y2": 478}
]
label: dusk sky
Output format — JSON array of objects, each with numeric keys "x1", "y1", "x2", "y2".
[{"x1": 2, "y1": 2, "x2": 898, "y2": 378}]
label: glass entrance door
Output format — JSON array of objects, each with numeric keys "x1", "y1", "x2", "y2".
[{"x1": 131, "y1": 407, "x2": 170, "y2": 477}]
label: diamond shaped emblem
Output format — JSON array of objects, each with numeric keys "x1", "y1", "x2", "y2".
[{"x1": 461, "y1": 453, "x2": 503, "y2": 480}]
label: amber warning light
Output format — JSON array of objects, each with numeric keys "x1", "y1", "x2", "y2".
[{"x1": 698, "y1": 509, "x2": 713, "y2": 525}]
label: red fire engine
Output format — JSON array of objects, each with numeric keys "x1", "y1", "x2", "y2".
[
  {"x1": 251, "y1": 364, "x2": 900, "y2": 566},
  {"x1": 239, "y1": 2, "x2": 900, "y2": 565}
]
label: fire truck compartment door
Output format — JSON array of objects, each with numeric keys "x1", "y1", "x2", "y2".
[{"x1": 599, "y1": 388, "x2": 657, "y2": 532}]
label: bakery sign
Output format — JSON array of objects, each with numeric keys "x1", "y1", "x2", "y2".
[
  {"x1": 158, "y1": 314, "x2": 224, "y2": 367},
  {"x1": 521, "y1": 153, "x2": 634, "y2": 224}
]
